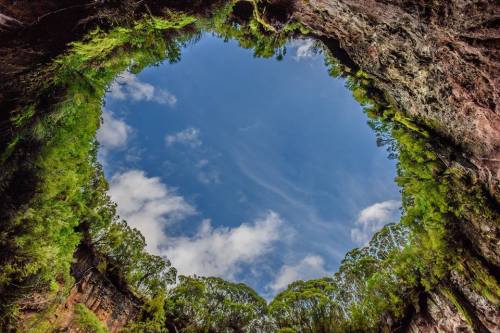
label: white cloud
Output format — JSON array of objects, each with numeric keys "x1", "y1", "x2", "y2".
[
  {"x1": 288, "y1": 38, "x2": 317, "y2": 60},
  {"x1": 96, "y1": 110, "x2": 132, "y2": 151},
  {"x1": 109, "y1": 71, "x2": 177, "y2": 106},
  {"x1": 268, "y1": 255, "x2": 330, "y2": 293},
  {"x1": 350, "y1": 200, "x2": 401, "y2": 245},
  {"x1": 108, "y1": 170, "x2": 284, "y2": 279},
  {"x1": 108, "y1": 170, "x2": 196, "y2": 253},
  {"x1": 195, "y1": 159, "x2": 220, "y2": 184},
  {"x1": 165, "y1": 127, "x2": 202, "y2": 148},
  {"x1": 163, "y1": 211, "x2": 284, "y2": 279}
]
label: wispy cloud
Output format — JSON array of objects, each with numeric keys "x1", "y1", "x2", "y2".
[
  {"x1": 288, "y1": 38, "x2": 317, "y2": 60},
  {"x1": 234, "y1": 147, "x2": 346, "y2": 235},
  {"x1": 109, "y1": 71, "x2": 177, "y2": 106},
  {"x1": 268, "y1": 255, "x2": 330, "y2": 293},
  {"x1": 195, "y1": 159, "x2": 220, "y2": 185},
  {"x1": 108, "y1": 170, "x2": 196, "y2": 253},
  {"x1": 165, "y1": 127, "x2": 202, "y2": 148},
  {"x1": 108, "y1": 169, "x2": 285, "y2": 279},
  {"x1": 350, "y1": 200, "x2": 401, "y2": 245},
  {"x1": 164, "y1": 211, "x2": 284, "y2": 279}
]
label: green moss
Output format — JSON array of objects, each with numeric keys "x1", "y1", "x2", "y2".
[
  {"x1": 27, "y1": 322, "x2": 55, "y2": 333},
  {"x1": 2, "y1": 3, "x2": 498, "y2": 331},
  {"x1": 248, "y1": 0, "x2": 277, "y2": 32},
  {"x1": 456, "y1": 258, "x2": 500, "y2": 305},
  {"x1": 21, "y1": 283, "x2": 72, "y2": 333},
  {"x1": 0, "y1": 134, "x2": 20, "y2": 163},
  {"x1": 74, "y1": 304, "x2": 108, "y2": 333},
  {"x1": 0, "y1": 12, "x2": 195, "y2": 325},
  {"x1": 11, "y1": 105, "x2": 36, "y2": 127},
  {"x1": 283, "y1": 21, "x2": 311, "y2": 34},
  {"x1": 393, "y1": 111, "x2": 429, "y2": 137},
  {"x1": 277, "y1": 328, "x2": 298, "y2": 333},
  {"x1": 441, "y1": 287, "x2": 474, "y2": 327}
]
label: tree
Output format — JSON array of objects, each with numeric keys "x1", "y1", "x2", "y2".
[
  {"x1": 269, "y1": 278, "x2": 346, "y2": 333},
  {"x1": 165, "y1": 276, "x2": 270, "y2": 333}
]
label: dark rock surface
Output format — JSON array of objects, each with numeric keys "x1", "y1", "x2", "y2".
[
  {"x1": 286, "y1": 0, "x2": 500, "y2": 197},
  {"x1": 276, "y1": 3, "x2": 500, "y2": 329},
  {"x1": 1, "y1": 0, "x2": 498, "y2": 332}
]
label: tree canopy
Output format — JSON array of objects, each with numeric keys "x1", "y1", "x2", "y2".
[{"x1": 1, "y1": 2, "x2": 498, "y2": 332}]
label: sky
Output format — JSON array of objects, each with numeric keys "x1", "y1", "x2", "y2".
[{"x1": 97, "y1": 33, "x2": 401, "y2": 298}]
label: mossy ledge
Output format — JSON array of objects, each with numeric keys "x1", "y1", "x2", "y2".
[{"x1": 0, "y1": 0, "x2": 498, "y2": 332}]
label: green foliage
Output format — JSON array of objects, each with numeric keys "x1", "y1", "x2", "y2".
[
  {"x1": 269, "y1": 223, "x2": 411, "y2": 331},
  {"x1": 164, "y1": 276, "x2": 270, "y2": 333},
  {"x1": 83, "y1": 163, "x2": 177, "y2": 297},
  {"x1": 1, "y1": 3, "x2": 498, "y2": 332},
  {"x1": 0, "y1": 12, "x2": 195, "y2": 327},
  {"x1": 74, "y1": 304, "x2": 108, "y2": 333},
  {"x1": 276, "y1": 329, "x2": 297, "y2": 333},
  {"x1": 269, "y1": 278, "x2": 345, "y2": 333},
  {"x1": 123, "y1": 292, "x2": 168, "y2": 333},
  {"x1": 44, "y1": 12, "x2": 194, "y2": 299},
  {"x1": 199, "y1": 1, "x2": 305, "y2": 60},
  {"x1": 268, "y1": 41, "x2": 499, "y2": 331},
  {"x1": 351, "y1": 57, "x2": 500, "y2": 327}
]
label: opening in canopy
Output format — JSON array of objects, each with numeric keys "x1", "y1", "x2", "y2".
[{"x1": 98, "y1": 32, "x2": 401, "y2": 298}]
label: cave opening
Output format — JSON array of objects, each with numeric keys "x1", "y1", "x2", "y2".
[
  {"x1": 2, "y1": 1, "x2": 498, "y2": 331},
  {"x1": 97, "y1": 32, "x2": 401, "y2": 298}
]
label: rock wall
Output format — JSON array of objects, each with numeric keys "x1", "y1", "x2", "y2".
[
  {"x1": 407, "y1": 260, "x2": 499, "y2": 332},
  {"x1": 279, "y1": 0, "x2": 500, "y2": 195},
  {"x1": 407, "y1": 290, "x2": 477, "y2": 333},
  {"x1": 18, "y1": 246, "x2": 141, "y2": 332},
  {"x1": 60, "y1": 246, "x2": 141, "y2": 333},
  {"x1": 266, "y1": 1, "x2": 500, "y2": 332},
  {"x1": 1, "y1": 1, "x2": 498, "y2": 332}
]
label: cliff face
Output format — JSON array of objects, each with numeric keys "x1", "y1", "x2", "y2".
[
  {"x1": 408, "y1": 290, "x2": 480, "y2": 333},
  {"x1": 271, "y1": 1, "x2": 500, "y2": 331},
  {"x1": 1, "y1": 0, "x2": 498, "y2": 332},
  {"x1": 19, "y1": 247, "x2": 140, "y2": 332},
  {"x1": 283, "y1": 0, "x2": 499, "y2": 194},
  {"x1": 63, "y1": 247, "x2": 141, "y2": 333},
  {"x1": 406, "y1": 255, "x2": 499, "y2": 332}
]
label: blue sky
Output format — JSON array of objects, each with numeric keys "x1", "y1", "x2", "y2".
[{"x1": 97, "y1": 34, "x2": 401, "y2": 298}]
